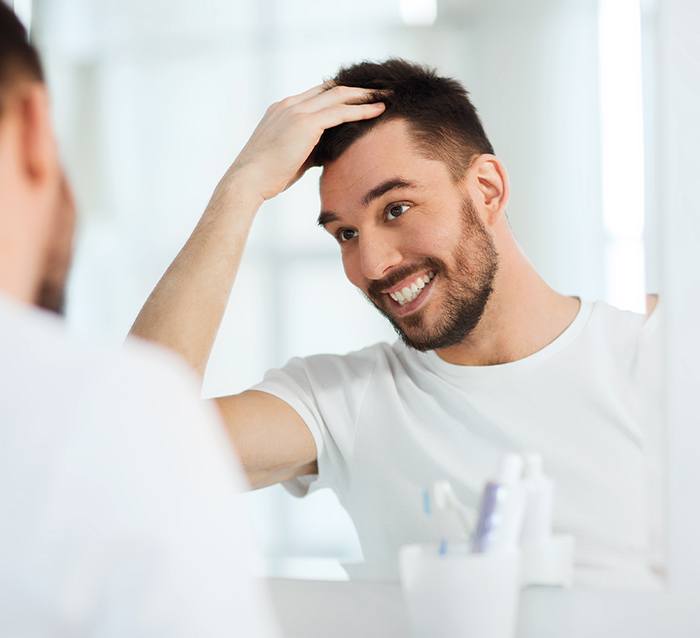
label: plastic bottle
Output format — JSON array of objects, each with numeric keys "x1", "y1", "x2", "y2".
[
  {"x1": 520, "y1": 454, "x2": 554, "y2": 545},
  {"x1": 518, "y1": 454, "x2": 575, "y2": 587},
  {"x1": 471, "y1": 453, "x2": 526, "y2": 554}
]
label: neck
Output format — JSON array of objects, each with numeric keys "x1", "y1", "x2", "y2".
[{"x1": 435, "y1": 236, "x2": 580, "y2": 366}]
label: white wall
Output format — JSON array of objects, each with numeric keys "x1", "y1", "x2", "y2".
[{"x1": 462, "y1": 0, "x2": 605, "y2": 300}]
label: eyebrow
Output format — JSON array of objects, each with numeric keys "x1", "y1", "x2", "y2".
[{"x1": 317, "y1": 177, "x2": 417, "y2": 227}]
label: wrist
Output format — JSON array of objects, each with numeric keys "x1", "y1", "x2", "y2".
[{"x1": 214, "y1": 164, "x2": 266, "y2": 213}]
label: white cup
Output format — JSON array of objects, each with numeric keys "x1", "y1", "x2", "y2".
[{"x1": 399, "y1": 543, "x2": 521, "y2": 638}]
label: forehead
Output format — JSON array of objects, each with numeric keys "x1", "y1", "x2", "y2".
[{"x1": 319, "y1": 118, "x2": 452, "y2": 211}]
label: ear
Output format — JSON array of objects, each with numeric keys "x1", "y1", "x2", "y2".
[
  {"x1": 464, "y1": 154, "x2": 509, "y2": 226},
  {"x1": 17, "y1": 83, "x2": 58, "y2": 186}
]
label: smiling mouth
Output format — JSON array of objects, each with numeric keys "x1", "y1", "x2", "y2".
[
  {"x1": 386, "y1": 270, "x2": 435, "y2": 304},
  {"x1": 384, "y1": 271, "x2": 436, "y2": 315}
]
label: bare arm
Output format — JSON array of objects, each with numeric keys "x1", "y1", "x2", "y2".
[
  {"x1": 130, "y1": 84, "x2": 385, "y2": 375},
  {"x1": 130, "y1": 84, "x2": 385, "y2": 485},
  {"x1": 214, "y1": 391, "x2": 318, "y2": 489},
  {"x1": 130, "y1": 177, "x2": 261, "y2": 376}
]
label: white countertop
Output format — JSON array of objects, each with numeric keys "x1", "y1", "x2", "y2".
[{"x1": 266, "y1": 577, "x2": 700, "y2": 638}]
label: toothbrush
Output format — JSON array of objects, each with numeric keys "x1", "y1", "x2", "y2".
[{"x1": 432, "y1": 480, "x2": 476, "y2": 534}]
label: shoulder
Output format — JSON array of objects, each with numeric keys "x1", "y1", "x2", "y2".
[
  {"x1": 585, "y1": 299, "x2": 660, "y2": 366},
  {"x1": 1, "y1": 297, "x2": 247, "y2": 508},
  {"x1": 4, "y1": 299, "x2": 218, "y2": 449},
  {"x1": 252, "y1": 342, "x2": 396, "y2": 422},
  {"x1": 272, "y1": 341, "x2": 392, "y2": 387},
  {"x1": 76, "y1": 337, "x2": 206, "y2": 428},
  {"x1": 587, "y1": 300, "x2": 648, "y2": 340},
  {"x1": 1, "y1": 296, "x2": 198, "y2": 401},
  {"x1": 0, "y1": 303, "x2": 272, "y2": 638},
  {"x1": 84, "y1": 338, "x2": 224, "y2": 455},
  {"x1": 58, "y1": 337, "x2": 248, "y2": 514},
  {"x1": 105, "y1": 335, "x2": 202, "y2": 397}
]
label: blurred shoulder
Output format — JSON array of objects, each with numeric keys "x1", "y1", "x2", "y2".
[{"x1": 0, "y1": 294, "x2": 201, "y2": 412}]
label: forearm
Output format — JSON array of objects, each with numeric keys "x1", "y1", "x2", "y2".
[
  {"x1": 130, "y1": 84, "x2": 384, "y2": 375},
  {"x1": 130, "y1": 170, "x2": 263, "y2": 376}
]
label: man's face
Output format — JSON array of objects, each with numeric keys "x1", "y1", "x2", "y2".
[
  {"x1": 0, "y1": 84, "x2": 75, "y2": 315},
  {"x1": 319, "y1": 118, "x2": 498, "y2": 351}
]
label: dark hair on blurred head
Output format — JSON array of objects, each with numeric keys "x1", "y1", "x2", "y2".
[
  {"x1": 0, "y1": 2, "x2": 44, "y2": 109},
  {"x1": 309, "y1": 58, "x2": 493, "y2": 181}
]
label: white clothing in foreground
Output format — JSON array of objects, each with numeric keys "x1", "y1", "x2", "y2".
[
  {"x1": 0, "y1": 294, "x2": 279, "y2": 637},
  {"x1": 251, "y1": 300, "x2": 663, "y2": 587}
]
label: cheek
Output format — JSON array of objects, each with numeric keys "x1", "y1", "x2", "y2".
[
  {"x1": 409, "y1": 231, "x2": 452, "y2": 260},
  {"x1": 407, "y1": 208, "x2": 457, "y2": 254},
  {"x1": 341, "y1": 253, "x2": 363, "y2": 289}
]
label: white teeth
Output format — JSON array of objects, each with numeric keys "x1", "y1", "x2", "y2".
[{"x1": 388, "y1": 272, "x2": 436, "y2": 306}]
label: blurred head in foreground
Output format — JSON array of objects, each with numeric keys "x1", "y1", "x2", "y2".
[{"x1": 0, "y1": 1, "x2": 75, "y2": 314}]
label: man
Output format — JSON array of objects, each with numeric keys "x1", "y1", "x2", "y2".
[
  {"x1": 0, "y1": 4, "x2": 279, "y2": 635},
  {"x1": 132, "y1": 59, "x2": 661, "y2": 585}
]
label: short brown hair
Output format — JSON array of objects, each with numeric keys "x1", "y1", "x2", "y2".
[
  {"x1": 309, "y1": 58, "x2": 494, "y2": 180},
  {"x1": 0, "y1": 2, "x2": 43, "y2": 113}
]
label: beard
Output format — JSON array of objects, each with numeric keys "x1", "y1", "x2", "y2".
[
  {"x1": 36, "y1": 174, "x2": 75, "y2": 315},
  {"x1": 364, "y1": 196, "x2": 498, "y2": 351},
  {"x1": 36, "y1": 264, "x2": 68, "y2": 315}
]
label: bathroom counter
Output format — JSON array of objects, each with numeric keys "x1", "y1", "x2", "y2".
[{"x1": 266, "y1": 577, "x2": 699, "y2": 637}]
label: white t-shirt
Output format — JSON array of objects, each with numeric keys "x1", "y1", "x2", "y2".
[
  {"x1": 0, "y1": 294, "x2": 279, "y2": 637},
  {"x1": 251, "y1": 300, "x2": 663, "y2": 587}
]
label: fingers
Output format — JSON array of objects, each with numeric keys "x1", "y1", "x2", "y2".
[
  {"x1": 298, "y1": 84, "x2": 384, "y2": 113},
  {"x1": 315, "y1": 102, "x2": 386, "y2": 129},
  {"x1": 279, "y1": 82, "x2": 330, "y2": 108},
  {"x1": 272, "y1": 83, "x2": 383, "y2": 113}
]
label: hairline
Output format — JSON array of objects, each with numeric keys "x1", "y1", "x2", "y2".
[{"x1": 319, "y1": 113, "x2": 481, "y2": 185}]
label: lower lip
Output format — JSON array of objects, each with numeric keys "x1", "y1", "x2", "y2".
[{"x1": 386, "y1": 275, "x2": 436, "y2": 317}]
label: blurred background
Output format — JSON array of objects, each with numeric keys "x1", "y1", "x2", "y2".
[{"x1": 19, "y1": 0, "x2": 657, "y2": 578}]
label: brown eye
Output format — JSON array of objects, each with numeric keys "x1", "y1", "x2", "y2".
[
  {"x1": 385, "y1": 203, "x2": 410, "y2": 221},
  {"x1": 337, "y1": 228, "x2": 358, "y2": 243}
]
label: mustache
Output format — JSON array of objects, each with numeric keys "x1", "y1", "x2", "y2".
[{"x1": 366, "y1": 256, "x2": 445, "y2": 299}]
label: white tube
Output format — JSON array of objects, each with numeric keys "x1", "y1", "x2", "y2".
[
  {"x1": 472, "y1": 454, "x2": 526, "y2": 553},
  {"x1": 520, "y1": 454, "x2": 554, "y2": 545}
]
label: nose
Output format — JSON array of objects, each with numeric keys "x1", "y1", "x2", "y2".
[{"x1": 358, "y1": 231, "x2": 403, "y2": 281}]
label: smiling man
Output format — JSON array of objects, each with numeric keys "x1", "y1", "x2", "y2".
[
  {"x1": 132, "y1": 59, "x2": 661, "y2": 585},
  {"x1": 317, "y1": 125, "x2": 501, "y2": 354}
]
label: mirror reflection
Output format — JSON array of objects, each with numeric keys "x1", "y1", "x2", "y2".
[{"x1": 29, "y1": 0, "x2": 662, "y2": 593}]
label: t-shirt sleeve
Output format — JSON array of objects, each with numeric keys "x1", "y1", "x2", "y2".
[{"x1": 248, "y1": 350, "x2": 379, "y2": 497}]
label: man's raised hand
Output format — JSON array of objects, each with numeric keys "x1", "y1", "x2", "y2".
[{"x1": 226, "y1": 84, "x2": 386, "y2": 202}]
